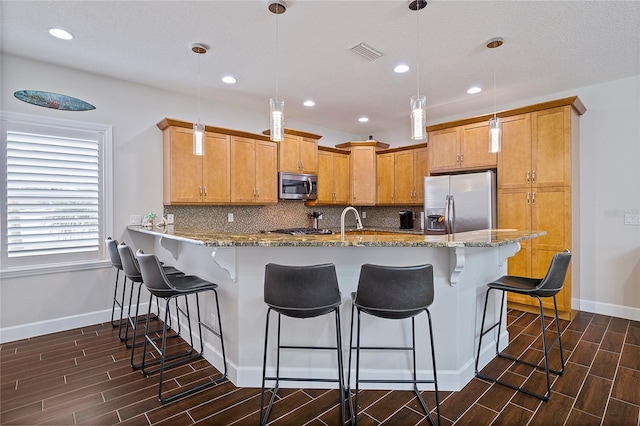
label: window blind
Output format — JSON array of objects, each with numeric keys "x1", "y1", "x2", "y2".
[{"x1": 6, "y1": 130, "x2": 100, "y2": 258}]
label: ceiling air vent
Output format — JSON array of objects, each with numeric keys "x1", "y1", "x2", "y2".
[{"x1": 349, "y1": 42, "x2": 385, "y2": 61}]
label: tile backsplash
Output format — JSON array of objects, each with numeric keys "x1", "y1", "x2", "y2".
[{"x1": 164, "y1": 203, "x2": 423, "y2": 233}]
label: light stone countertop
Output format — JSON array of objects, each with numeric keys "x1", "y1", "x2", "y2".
[{"x1": 127, "y1": 225, "x2": 545, "y2": 248}]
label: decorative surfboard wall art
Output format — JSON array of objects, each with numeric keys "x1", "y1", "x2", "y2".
[{"x1": 14, "y1": 90, "x2": 96, "y2": 111}]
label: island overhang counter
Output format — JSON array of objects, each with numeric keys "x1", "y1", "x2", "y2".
[{"x1": 127, "y1": 226, "x2": 544, "y2": 392}]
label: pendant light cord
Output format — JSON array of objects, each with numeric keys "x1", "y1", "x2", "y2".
[
  {"x1": 275, "y1": 6, "x2": 279, "y2": 100},
  {"x1": 493, "y1": 67, "x2": 497, "y2": 120},
  {"x1": 197, "y1": 51, "x2": 201, "y2": 122},
  {"x1": 416, "y1": 4, "x2": 420, "y2": 98}
]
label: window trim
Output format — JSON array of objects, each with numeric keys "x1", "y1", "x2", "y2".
[{"x1": 0, "y1": 111, "x2": 113, "y2": 279}]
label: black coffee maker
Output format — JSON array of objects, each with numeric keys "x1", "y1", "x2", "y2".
[{"x1": 399, "y1": 211, "x2": 414, "y2": 229}]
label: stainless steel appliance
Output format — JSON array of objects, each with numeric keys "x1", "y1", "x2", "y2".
[
  {"x1": 424, "y1": 170, "x2": 496, "y2": 234},
  {"x1": 278, "y1": 172, "x2": 318, "y2": 200}
]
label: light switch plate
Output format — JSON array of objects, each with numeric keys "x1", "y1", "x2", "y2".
[
  {"x1": 167, "y1": 214, "x2": 174, "y2": 224},
  {"x1": 624, "y1": 214, "x2": 640, "y2": 225},
  {"x1": 228, "y1": 213, "x2": 234, "y2": 222},
  {"x1": 130, "y1": 215, "x2": 142, "y2": 225}
]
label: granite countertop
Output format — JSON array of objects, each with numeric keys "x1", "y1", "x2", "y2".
[{"x1": 127, "y1": 225, "x2": 545, "y2": 248}]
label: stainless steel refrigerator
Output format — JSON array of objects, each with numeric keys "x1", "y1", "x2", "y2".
[{"x1": 424, "y1": 170, "x2": 496, "y2": 234}]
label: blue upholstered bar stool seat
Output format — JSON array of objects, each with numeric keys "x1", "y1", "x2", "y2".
[
  {"x1": 475, "y1": 250, "x2": 572, "y2": 401},
  {"x1": 348, "y1": 264, "x2": 440, "y2": 426},
  {"x1": 260, "y1": 263, "x2": 345, "y2": 426},
  {"x1": 135, "y1": 250, "x2": 227, "y2": 404}
]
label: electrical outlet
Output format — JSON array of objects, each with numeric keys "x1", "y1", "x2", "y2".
[
  {"x1": 624, "y1": 214, "x2": 640, "y2": 225},
  {"x1": 130, "y1": 215, "x2": 141, "y2": 225},
  {"x1": 167, "y1": 214, "x2": 174, "y2": 224},
  {"x1": 361, "y1": 211, "x2": 367, "y2": 219},
  {"x1": 228, "y1": 213, "x2": 234, "y2": 222}
]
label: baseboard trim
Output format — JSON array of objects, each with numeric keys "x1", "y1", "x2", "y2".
[
  {"x1": 0, "y1": 304, "x2": 148, "y2": 344},
  {"x1": 574, "y1": 298, "x2": 640, "y2": 321}
]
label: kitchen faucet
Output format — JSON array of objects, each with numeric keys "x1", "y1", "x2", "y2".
[{"x1": 340, "y1": 206, "x2": 364, "y2": 237}]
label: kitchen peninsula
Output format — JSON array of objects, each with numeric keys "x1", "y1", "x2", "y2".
[{"x1": 127, "y1": 225, "x2": 544, "y2": 392}]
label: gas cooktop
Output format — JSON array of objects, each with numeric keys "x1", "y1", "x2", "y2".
[{"x1": 270, "y1": 228, "x2": 333, "y2": 235}]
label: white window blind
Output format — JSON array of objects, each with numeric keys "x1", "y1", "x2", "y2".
[
  {"x1": 1, "y1": 112, "x2": 112, "y2": 275},
  {"x1": 7, "y1": 131, "x2": 100, "y2": 257}
]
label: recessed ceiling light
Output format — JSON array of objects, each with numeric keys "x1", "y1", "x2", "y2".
[
  {"x1": 303, "y1": 100, "x2": 315, "y2": 107},
  {"x1": 221, "y1": 76, "x2": 237, "y2": 84},
  {"x1": 48, "y1": 28, "x2": 73, "y2": 40},
  {"x1": 394, "y1": 64, "x2": 410, "y2": 73},
  {"x1": 358, "y1": 117, "x2": 369, "y2": 123},
  {"x1": 467, "y1": 86, "x2": 482, "y2": 94}
]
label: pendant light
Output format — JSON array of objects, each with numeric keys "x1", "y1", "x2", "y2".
[
  {"x1": 191, "y1": 43, "x2": 207, "y2": 156},
  {"x1": 409, "y1": 0, "x2": 427, "y2": 141},
  {"x1": 268, "y1": 0, "x2": 286, "y2": 142},
  {"x1": 487, "y1": 37, "x2": 504, "y2": 153}
]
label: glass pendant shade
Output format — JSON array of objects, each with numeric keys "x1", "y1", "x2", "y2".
[
  {"x1": 410, "y1": 95, "x2": 427, "y2": 141},
  {"x1": 488, "y1": 117, "x2": 501, "y2": 153},
  {"x1": 193, "y1": 121, "x2": 205, "y2": 156},
  {"x1": 270, "y1": 98, "x2": 284, "y2": 142}
]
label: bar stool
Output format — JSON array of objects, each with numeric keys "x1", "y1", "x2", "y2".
[
  {"x1": 136, "y1": 250, "x2": 227, "y2": 404},
  {"x1": 117, "y1": 242, "x2": 183, "y2": 364},
  {"x1": 105, "y1": 237, "x2": 130, "y2": 341},
  {"x1": 260, "y1": 263, "x2": 345, "y2": 426},
  {"x1": 475, "y1": 250, "x2": 572, "y2": 401},
  {"x1": 348, "y1": 264, "x2": 440, "y2": 426}
]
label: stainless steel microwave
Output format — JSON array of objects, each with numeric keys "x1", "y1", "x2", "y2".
[{"x1": 279, "y1": 172, "x2": 318, "y2": 200}]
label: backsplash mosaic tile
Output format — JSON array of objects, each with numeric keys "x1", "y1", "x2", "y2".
[{"x1": 164, "y1": 203, "x2": 423, "y2": 233}]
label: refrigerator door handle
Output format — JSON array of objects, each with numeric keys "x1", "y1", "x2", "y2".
[
  {"x1": 444, "y1": 195, "x2": 451, "y2": 234},
  {"x1": 449, "y1": 195, "x2": 456, "y2": 234}
]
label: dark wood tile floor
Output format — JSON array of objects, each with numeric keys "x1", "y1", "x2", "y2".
[{"x1": 2, "y1": 309, "x2": 640, "y2": 425}]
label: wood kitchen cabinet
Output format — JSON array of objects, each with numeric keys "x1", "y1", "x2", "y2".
[
  {"x1": 316, "y1": 147, "x2": 350, "y2": 205},
  {"x1": 428, "y1": 122, "x2": 497, "y2": 173},
  {"x1": 231, "y1": 136, "x2": 278, "y2": 204},
  {"x1": 497, "y1": 102, "x2": 583, "y2": 319},
  {"x1": 335, "y1": 140, "x2": 389, "y2": 206},
  {"x1": 262, "y1": 128, "x2": 321, "y2": 174},
  {"x1": 160, "y1": 121, "x2": 230, "y2": 205},
  {"x1": 425, "y1": 97, "x2": 585, "y2": 320},
  {"x1": 376, "y1": 144, "x2": 428, "y2": 205}
]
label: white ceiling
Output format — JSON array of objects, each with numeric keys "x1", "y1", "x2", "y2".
[{"x1": 2, "y1": 1, "x2": 639, "y2": 136}]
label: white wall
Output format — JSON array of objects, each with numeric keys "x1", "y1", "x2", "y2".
[{"x1": 1, "y1": 52, "x2": 639, "y2": 342}]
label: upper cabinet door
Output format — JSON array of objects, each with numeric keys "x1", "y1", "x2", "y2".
[
  {"x1": 230, "y1": 136, "x2": 257, "y2": 204},
  {"x1": 164, "y1": 126, "x2": 203, "y2": 204},
  {"x1": 299, "y1": 137, "x2": 318, "y2": 174},
  {"x1": 255, "y1": 140, "x2": 278, "y2": 204},
  {"x1": 532, "y1": 106, "x2": 571, "y2": 188},
  {"x1": 459, "y1": 121, "x2": 497, "y2": 170},
  {"x1": 413, "y1": 147, "x2": 429, "y2": 204},
  {"x1": 394, "y1": 150, "x2": 415, "y2": 205},
  {"x1": 498, "y1": 113, "x2": 532, "y2": 189},
  {"x1": 202, "y1": 133, "x2": 231, "y2": 203},
  {"x1": 428, "y1": 127, "x2": 460, "y2": 172}
]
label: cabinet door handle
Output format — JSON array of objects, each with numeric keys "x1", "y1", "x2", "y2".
[
  {"x1": 460, "y1": 153, "x2": 464, "y2": 164},
  {"x1": 532, "y1": 192, "x2": 536, "y2": 205},
  {"x1": 526, "y1": 171, "x2": 531, "y2": 184},
  {"x1": 532, "y1": 170, "x2": 536, "y2": 184},
  {"x1": 456, "y1": 154, "x2": 460, "y2": 165},
  {"x1": 203, "y1": 186, "x2": 207, "y2": 197},
  {"x1": 199, "y1": 186, "x2": 202, "y2": 196},
  {"x1": 526, "y1": 192, "x2": 530, "y2": 205}
]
